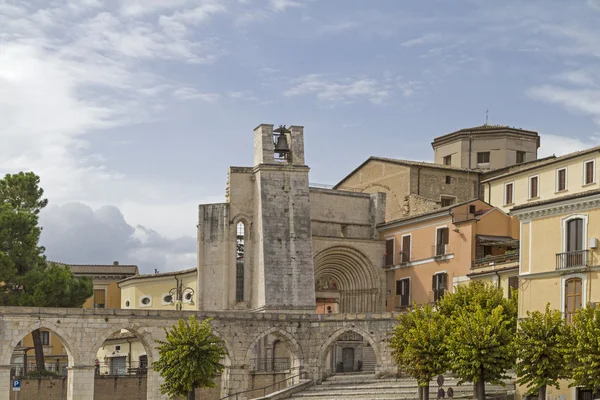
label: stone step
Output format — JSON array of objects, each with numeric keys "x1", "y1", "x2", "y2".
[
  {"x1": 290, "y1": 390, "x2": 512, "y2": 400},
  {"x1": 311, "y1": 383, "x2": 515, "y2": 391}
]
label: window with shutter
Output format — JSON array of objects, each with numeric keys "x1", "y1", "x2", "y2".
[
  {"x1": 529, "y1": 176, "x2": 538, "y2": 199},
  {"x1": 557, "y1": 168, "x2": 567, "y2": 191},
  {"x1": 516, "y1": 151, "x2": 526, "y2": 164},
  {"x1": 504, "y1": 183, "x2": 513, "y2": 205},
  {"x1": 93, "y1": 289, "x2": 106, "y2": 308},
  {"x1": 401, "y1": 235, "x2": 411, "y2": 263},
  {"x1": 436, "y1": 228, "x2": 449, "y2": 256},
  {"x1": 565, "y1": 278, "x2": 582, "y2": 324},
  {"x1": 477, "y1": 152, "x2": 490, "y2": 164},
  {"x1": 433, "y1": 273, "x2": 447, "y2": 302},
  {"x1": 385, "y1": 239, "x2": 394, "y2": 266},
  {"x1": 585, "y1": 161, "x2": 595, "y2": 184},
  {"x1": 443, "y1": 155, "x2": 452, "y2": 165}
]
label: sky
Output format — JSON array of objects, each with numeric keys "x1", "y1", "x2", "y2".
[{"x1": 2, "y1": 0, "x2": 600, "y2": 273}]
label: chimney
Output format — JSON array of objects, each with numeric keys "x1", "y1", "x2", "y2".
[{"x1": 113, "y1": 261, "x2": 119, "y2": 266}]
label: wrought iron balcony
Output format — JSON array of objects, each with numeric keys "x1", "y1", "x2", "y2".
[
  {"x1": 556, "y1": 250, "x2": 589, "y2": 270},
  {"x1": 472, "y1": 251, "x2": 519, "y2": 269}
]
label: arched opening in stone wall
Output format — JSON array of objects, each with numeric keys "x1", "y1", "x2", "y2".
[
  {"x1": 8, "y1": 327, "x2": 73, "y2": 379},
  {"x1": 244, "y1": 328, "x2": 302, "y2": 397},
  {"x1": 92, "y1": 328, "x2": 151, "y2": 399},
  {"x1": 318, "y1": 328, "x2": 381, "y2": 380},
  {"x1": 314, "y1": 246, "x2": 382, "y2": 313}
]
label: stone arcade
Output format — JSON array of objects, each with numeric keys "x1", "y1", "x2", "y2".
[{"x1": 0, "y1": 124, "x2": 398, "y2": 399}]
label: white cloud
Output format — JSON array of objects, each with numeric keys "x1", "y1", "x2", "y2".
[
  {"x1": 400, "y1": 33, "x2": 444, "y2": 47},
  {"x1": 284, "y1": 74, "x2": 390, "y2": 105},
  {"x1": 269, "y1": 0, "x2": 303, "y2": 12},
  {"x1": 0, "y1": 0, "x2": 232, "y2": 266},
  {"x1": 538, "y1": 134, "x2": 600, "y2": 158},
  {"x1": 40, "y1": 203, "x2": 196, "y2": 273},
  {"x1": 173, "y1": 87, "x2": 221, "y2": 102},
  {"x1": 527, "y1": 85, "x2": 600, "y2": 122}
]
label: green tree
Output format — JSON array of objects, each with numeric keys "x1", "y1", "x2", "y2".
[
  {"x1": 154, "y1": 316, "x2": 228, "y2": 400},
  {"x1": 568, "y1": 304, "x2": 600, "y2": 395},
  {"x1": 515, "y1": 304, "x2": 571, "y2": 400},
  {"x1": 440, "y1": 282, "x2": 517, "y2": 400},
  {"x1": 0, "y1": 172, "x2": 92, "y2": 371},
  {"x1": 390, "y1": 304, "x2": 449, "y2": 400}
]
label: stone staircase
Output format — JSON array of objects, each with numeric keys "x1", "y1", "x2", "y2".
[{"x1": 287, "y1": 373, "x2": 516, "y2": 400}]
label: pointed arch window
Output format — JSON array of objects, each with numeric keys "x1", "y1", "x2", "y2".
[{"x1": 236, "y1": 222, "x2": 245, "y2": 302}]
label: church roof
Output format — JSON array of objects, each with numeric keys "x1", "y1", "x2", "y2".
[
  {"x1": 333, "y1": 156, "x2": 479, "y2": 189},
  {"x1": 51, "y1": 262, "x2": 139, "y2": 276},
  {"x1": 118, "y1": 267, "x2": 196, "y2": 284},
  {"x1": 432, "y1": 124, "x2": 539, "y2": 147}
]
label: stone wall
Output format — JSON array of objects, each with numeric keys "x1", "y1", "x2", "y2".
[
  {"x1": 0, "y1": 307, "x2": 399, "y2": 400},
  {"x1": 410, "y1": 166, "x2": 479, "y2": 206}
]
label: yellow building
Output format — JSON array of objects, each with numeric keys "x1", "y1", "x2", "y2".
[
  {"x1": 378, "y1": 199, "x2": 519, "y2": 311},
  {"x1": 512, "y1": 189, "x2": 600, "y2": 400},
  {"x1": 11, "y1": 262, "x2": 138, "y2": 374},
  {"x1": 118, "y1": 268, "x2": 197, "y2": 311},
  {"x1": 482, "y1": 146, "x2": 600, "y2": 213}
]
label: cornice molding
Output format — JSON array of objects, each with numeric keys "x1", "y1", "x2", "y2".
[{"x1": 512, "y1": 195, "x2": 600, "y2": 220}]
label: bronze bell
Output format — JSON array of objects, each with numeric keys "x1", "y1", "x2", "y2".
[{"x1": 273, "y1": 125, "x2": 290, "y2": 157}]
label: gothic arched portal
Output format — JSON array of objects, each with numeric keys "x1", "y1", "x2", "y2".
[{"x1": 314, "y1": 246, "x2": 382, "y2": 313}]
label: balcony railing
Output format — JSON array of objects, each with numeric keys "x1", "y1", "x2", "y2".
[
  {"x1": 556, "y1": 250, "x2": 590, "y2": 270},
  {"x1": 399, "y1": 250, "x2": 410, "y2": 264},
  {"x1": 433, "y1": 244, "x2": 447, "y2": 257},
  {"x1": 472, "y1": 251, "x2": 519, "y2": 269},
  {"x1": 249, "y1": 357, "x2": 291, "y2": 372}
]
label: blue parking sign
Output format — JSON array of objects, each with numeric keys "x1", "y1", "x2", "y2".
[{"x1": 12, "y1": 380, "x2": 20, "y2": 391}]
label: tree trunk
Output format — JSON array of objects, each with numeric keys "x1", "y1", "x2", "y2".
[
  {"x1": 187, "y1": 388, "x2": 195, "y2": 400},
  {"x1": 538, "y1": 385, "x2": 546, "y2": 400},
  {"x1": 420, "y1": 384, "x2": 430, "y2": 400},
  {"x1": 475, "y1": 380, "x2": 486, "y2": 400},
  {"x1": 31, "y1": 329, "x2": 46, "y2": 372}
]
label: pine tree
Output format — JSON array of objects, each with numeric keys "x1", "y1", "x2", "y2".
[{"x1": 0, "y1": 172, "x2": 92, "y2": 371}]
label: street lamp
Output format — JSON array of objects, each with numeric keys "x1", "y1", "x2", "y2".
[{"x1": 168, "y1": 278, "x2": 195, "y2": 310}]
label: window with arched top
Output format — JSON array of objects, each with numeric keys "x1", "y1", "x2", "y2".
[
  {"x1": 236, "y1": 222, "x2": 245, "y2": 302},
  {"x1": 567, "y1": 218, "x2": 584, "y2": 252},
  {"x1": 565, "y1": 278, "x2": 582, "y2": 324}
]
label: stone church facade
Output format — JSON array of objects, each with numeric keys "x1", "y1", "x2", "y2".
[{"x1": 197, "y1": 124, "x2": 387, "y2": 314}]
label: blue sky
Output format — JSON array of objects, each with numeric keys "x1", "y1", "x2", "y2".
[{"x1": 2, "y1": 0, "x2": 600, "y2": 272}]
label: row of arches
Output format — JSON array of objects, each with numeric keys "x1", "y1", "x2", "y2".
[{"x1": 6, "y1": 321, "x2": 384, "y2": 397}]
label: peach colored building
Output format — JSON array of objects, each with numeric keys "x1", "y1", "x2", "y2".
[{"x1": 378, "y1": 199, "x2": 519, "y2": 311}]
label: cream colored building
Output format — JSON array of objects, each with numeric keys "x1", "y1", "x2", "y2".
[
  {"x1": 432, "y1": 125, "x2": 540, "y2": 170},
  {"x1": 512, "y1": 189, "x2": 600, "y2": 400},
  {"x1": 118, "y1": 268, "x2": 197, "y2": 311},
  {"x1": 482, "y1": 146, "x2": 600, "y2": 213}
]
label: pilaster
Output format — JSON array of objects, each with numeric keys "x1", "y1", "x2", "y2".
[{"x1": 67, "y1": 365, "x2": 95, "y2": 400}]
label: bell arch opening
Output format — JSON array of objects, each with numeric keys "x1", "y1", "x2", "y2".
[{"x1": 314, "y1": 246, "x2": 382, "y2": 313}]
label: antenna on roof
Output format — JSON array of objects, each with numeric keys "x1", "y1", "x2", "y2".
[{"x1": 485, "y1": 108, "x2": 489, "y2": 125}]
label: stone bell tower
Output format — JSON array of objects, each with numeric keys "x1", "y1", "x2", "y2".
[
  {"x1": 196, "y1": 124, "x2": 315, "y2": 312},
  {"x1": 252, "y1": 124, "x2": 316, "y2": 312}
]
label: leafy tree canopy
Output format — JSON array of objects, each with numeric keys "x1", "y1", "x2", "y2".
[
  {"x1": 446, "y1": 304, "x2": 516, "y2": 386},
  {"x1": 569, "y1": 304, "x2": 600, "y2": 393},
  {"x1": 516, "y1": 304, "x2": 571, "y2": 397},
  {"x1": 153, "y1": 316, "x2": 228, "y2": 398},
  {"x1": 390, "y1": 304, "x2": 448, "y2": 388}
]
